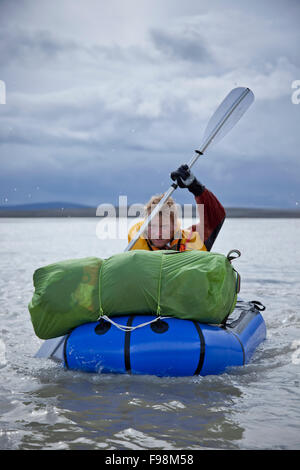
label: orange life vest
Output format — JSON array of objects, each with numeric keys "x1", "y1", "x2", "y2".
[{"x1": 127, "y1": 220, "x2": 207, "y2": 252}]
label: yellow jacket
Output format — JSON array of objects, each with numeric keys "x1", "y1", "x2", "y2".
[{"x1": 128, "y1": 220, "x2": 207, "y2": 251}]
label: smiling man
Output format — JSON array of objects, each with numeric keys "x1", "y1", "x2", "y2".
[{"x1": 128, "y1": 164, "x2": 226, "y2": 252}]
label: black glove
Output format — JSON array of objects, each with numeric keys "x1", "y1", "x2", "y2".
[{"x1": 170, "y1": 164, "x2": 205, "y2": 196}]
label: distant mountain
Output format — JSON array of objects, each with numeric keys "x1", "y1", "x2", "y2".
[
  {"x1": 0, "y1": 202, "x2": 299, "y2": 218},
  {"x1": 0, "y1": 201, "x2": 93, "y2": 210}
]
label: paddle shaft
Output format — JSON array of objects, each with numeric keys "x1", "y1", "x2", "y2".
[{"x1": 125, "y1": 87, "x2": 252, "y2": 252}]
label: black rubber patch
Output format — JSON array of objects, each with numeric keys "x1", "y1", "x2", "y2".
[
  {"x1": 95, "y1": 319, "x2": 111, "y2": 335},
  {"x1": 151, "y1": 319, "x2": 169, "y2": 334}
]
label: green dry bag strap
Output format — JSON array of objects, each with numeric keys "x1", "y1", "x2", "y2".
[
  {"x1": 98, "y1": 261, "x2": 105, "y2": 317},
  {"x1": 227, "y1": 249, "x2": 241, "y2": 262},
  {"x1": 221, "y1": 249, "x2": 242, "y2": 328},
  {"x1": 227, "y1": 249, "x2": 241, "y2": 294},
  {"x1": 156, "y1": 253, "x2": 164, "y2": 316}
]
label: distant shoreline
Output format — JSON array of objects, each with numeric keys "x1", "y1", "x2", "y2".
[{"x1": 0, "y1": 207, "x2": 300, "y2": 218}]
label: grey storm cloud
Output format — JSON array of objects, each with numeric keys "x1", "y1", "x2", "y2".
[
  {"x1": 150, "y1": 28, "x2": 212, "y2": 63},
  {"x1": 0, "y1": 29, "x2": 69, "y2": 65},
  {"x1": 0, "y1": 0, "x2": 300, "y2": 208},
  {"x1": 0, "y1": 28, "x2": 131, "y2": 70}
]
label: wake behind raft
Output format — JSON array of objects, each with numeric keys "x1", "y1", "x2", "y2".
[{"x1": 32, "y1": 250, "x2": 267, "y2": 377}]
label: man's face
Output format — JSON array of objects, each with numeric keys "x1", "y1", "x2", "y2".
[{"x1": 146, "y1": 212, "x2": 175, "y2": 248}]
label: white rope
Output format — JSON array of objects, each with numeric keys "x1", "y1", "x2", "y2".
[{"x1": 99, "y1": 315, "x2": 170, "y2": 332}]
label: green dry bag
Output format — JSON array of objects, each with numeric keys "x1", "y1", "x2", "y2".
[
  {"x1": 28, "y1": 257, "x2": 102, "y2": 339},
  {"x1": 28, "y1": 250, "x2": 240, "y2": 339}
]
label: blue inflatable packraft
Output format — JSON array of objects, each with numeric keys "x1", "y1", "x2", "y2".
[{"x1": 35, "y1": 299, "x2": 266, "y2": 377}]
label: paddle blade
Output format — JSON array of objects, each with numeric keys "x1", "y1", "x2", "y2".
[{"x1": 200, "y1": 87, "x2": 254, "y2": 152}]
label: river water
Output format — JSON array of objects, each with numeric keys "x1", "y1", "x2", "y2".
[{"x1": 0, "y1": 217, "x2": 299, "y2": 450}]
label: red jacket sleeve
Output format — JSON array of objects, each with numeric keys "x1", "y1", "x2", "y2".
[{"x1": 191, "y1": 189, "x2": 226, "y2": 251}]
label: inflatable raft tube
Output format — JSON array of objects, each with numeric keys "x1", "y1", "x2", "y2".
[{"x1": 35, "y1": 300, "x2": 266, "y2": 377}]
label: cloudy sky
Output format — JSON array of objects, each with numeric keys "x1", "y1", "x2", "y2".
[{"x1": 0, "y1": 0, "x2": 299, "y2": 208}]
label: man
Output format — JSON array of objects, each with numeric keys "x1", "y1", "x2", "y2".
[{"x1": 128, "y1": 164, "x2": 225, "y2": 252}]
